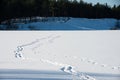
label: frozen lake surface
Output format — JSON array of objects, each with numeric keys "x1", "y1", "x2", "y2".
[{"x1": 0, "y1": 31, "x2": 120, "y2": 80}]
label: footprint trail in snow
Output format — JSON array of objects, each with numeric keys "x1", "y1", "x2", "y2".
[{"x1": 14, "y1": 34, "x2": 120, "y2": 80}]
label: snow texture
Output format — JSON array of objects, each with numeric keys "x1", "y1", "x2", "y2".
[{"x1": 0, "y1": 17, "x2": 118, "y2": 30}]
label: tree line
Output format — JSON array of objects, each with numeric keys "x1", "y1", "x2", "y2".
[{"x1": 0, "y1": 0, "x2": 120, "y2": 23}]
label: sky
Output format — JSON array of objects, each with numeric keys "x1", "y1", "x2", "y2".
[{"x1": 78, "y1": 0, "x2": 120, "y2": 7}]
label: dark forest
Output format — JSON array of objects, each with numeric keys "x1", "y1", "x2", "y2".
[{"x1": 0, "y1": 0, "x2": 120, "y2": 23}]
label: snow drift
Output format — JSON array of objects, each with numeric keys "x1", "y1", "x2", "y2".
[{"x1": 0, "y1": 17, "x2": 119, "y2": 30}]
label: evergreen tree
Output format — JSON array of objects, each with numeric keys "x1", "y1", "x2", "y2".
[{"x1": 0, "y1": 0, "x2": 120, "y2": 23}]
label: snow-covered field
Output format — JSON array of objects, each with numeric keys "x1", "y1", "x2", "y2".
[
  {"x1": 0, "y1": 31, "x2": 120, "y2": 80},
  {"x1": 0, "y1": 17, "x2": 118, "y2": 30}
]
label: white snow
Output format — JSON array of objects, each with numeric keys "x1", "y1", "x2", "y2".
[{"x1": 0, "y1": 31, "x2": 120, "y2": 76}]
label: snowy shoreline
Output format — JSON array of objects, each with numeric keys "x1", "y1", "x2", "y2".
[{"x1": 0, "y1": 17, "x2": 119, "y2": 30}]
